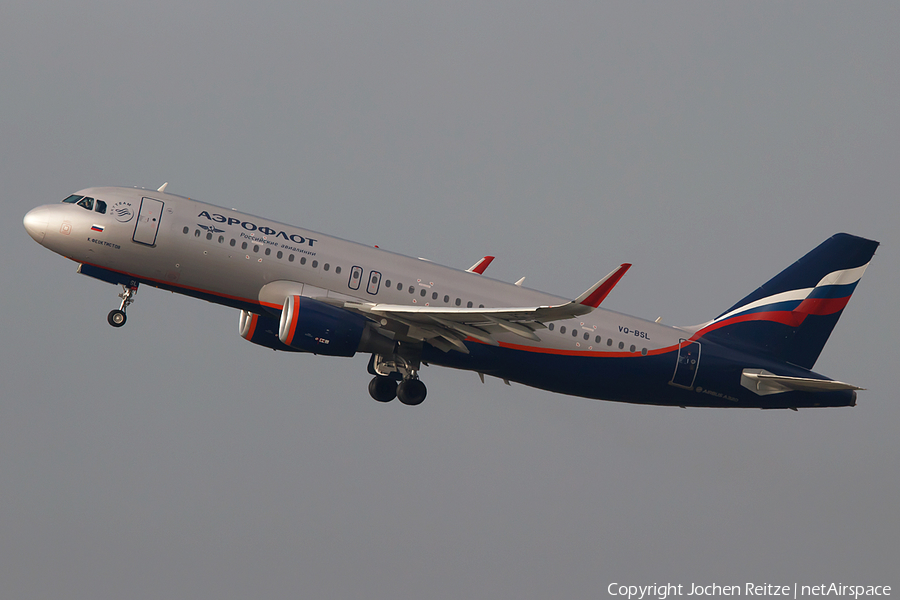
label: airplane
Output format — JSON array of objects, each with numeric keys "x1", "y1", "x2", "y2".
[{"x1": 23, "y1": 184, "x2": 879, "y2": 409}]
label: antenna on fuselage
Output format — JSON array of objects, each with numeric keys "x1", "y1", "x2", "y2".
[{"x1": 157, "y1": 182, "x2": 169, "y2": 193}]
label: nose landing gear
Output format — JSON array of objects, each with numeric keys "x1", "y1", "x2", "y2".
[{"x1": 107, "y1": 284, "x2": 138, "y2": 328}]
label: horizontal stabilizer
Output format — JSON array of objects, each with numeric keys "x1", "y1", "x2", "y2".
[{"x1": 741, "y1": 369, "x2": 863, "y2": 396}]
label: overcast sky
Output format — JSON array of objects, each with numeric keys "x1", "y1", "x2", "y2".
[{"x1": 2, "y1": 2, "x2": 898, "y2": 599}]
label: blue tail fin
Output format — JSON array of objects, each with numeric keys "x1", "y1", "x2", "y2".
[{"x1": 699, "y1": 233, "x2": 879, "y2": 368}]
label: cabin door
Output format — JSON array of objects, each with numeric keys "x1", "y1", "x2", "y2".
[
  {"x1": 671, "y1": 339, "x2": 701, "y2": 389},
  {"x1": 133, "y1": 197, "x2": 164, "y2": 246}
]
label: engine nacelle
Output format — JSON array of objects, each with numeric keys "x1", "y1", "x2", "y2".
[
  {"x1": 278, "y1": 295, "x2": 368, "y2": 357},
  {"x1": 239, "y1": 310, "x2": 303, "y2": 352}
]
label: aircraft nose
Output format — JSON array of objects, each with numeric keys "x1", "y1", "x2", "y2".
[{"x1": 23, "y1": 207, "x2": 49, "y2": 243}]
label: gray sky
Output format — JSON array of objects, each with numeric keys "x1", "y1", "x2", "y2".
[{"x1": 2, "y1": 2, "x2": 898, "y2": 598}]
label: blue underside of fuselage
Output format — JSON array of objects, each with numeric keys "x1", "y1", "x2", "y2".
[{"x1": 421, "y1": 341, "x2": 856, "y2": 409}]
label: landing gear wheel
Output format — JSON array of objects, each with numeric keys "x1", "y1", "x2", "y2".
[
  {"x1": 368, "y1": 376, "x2": 398, "y2": 403},
  {"x1": 107, "y1": 309, "x2": 127, "y2": 328},
  {"x1": 108, "y1": 284, "x2": 138, "y2": 327},
  {"x1": 397, "y1": 378, "x2": 427, "y2": 406}
]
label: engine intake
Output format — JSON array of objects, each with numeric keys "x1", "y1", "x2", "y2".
[{"x1": 239, "y1": 310, "x2": 302, "y2": 352}]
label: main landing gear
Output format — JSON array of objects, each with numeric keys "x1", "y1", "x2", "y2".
[
  {"x1": 107, "y1": 284, "x2": 138, "y2": 328},
  {"x1": 367, "y1": 352, "x2": 428, "y2": 406},
  {"x1": 368, "y1": 375, "x2": 427, "y2": 405}
]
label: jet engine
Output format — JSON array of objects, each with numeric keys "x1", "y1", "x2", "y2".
[
  {"x1": 278, "y1": 295, "x2": 395, "y2": 357},
  {"x1": 239, "y1": 310, "x2": 303, "y2": 352}
]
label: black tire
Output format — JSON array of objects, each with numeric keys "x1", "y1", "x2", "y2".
[
  {"x1": 368, "y1": 376, "x2": 397, "y2": 403},
  {"x1": 107, "y1": 309, "x2": 127, "y2": 327},
  {"x1": 397, "y1": 379, "x2": 427, "y2": 406}
]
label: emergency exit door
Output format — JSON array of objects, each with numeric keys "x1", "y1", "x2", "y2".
[{"x1": 133, "y1": 197, "x2": 164, "y2": 246}]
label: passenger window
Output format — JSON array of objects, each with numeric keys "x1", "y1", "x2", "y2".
[
  {"x1": 335, "y1": 266, "x2": 341, "y2": 274},
  {"x1": 584, "y1": 332, "x2": 589, "y2": 340},
  {"x1": 641, "y1": 348, "x2": 648, "y2": 356},
  {"x1": 385, "y1": 279, "x2": 392, "y2": 288},
  {"x1": 630, "y1": 345, "x2": 636, "y2": 353},
  {"x1": 455, "y1": 298, "x2": 461, "y2": 306},
  {"x1": 76, "y1": 197, "x2": 94, "y2": 210},
  {"x1": 218, "y1": 235, "x2": 224, "y2": 243},
  {"x1": 397, "y1": 282, "x2": 403, "y2": 290},
  {"x1": 572, "y1": 329, "x2": 578, "y2": 337},
  {"x1": 195, "y1": 230, "x2": 201, "y2": 237},
  {"x1": 560, "y1": 326, "x2": 566, "y2": 334},
  {"x1": 432, "y1": 292, "x2": 438, "y2": 300},
  {"x1": 444, "y1": 295, "x2": 449, "y2": 303},
  {"x1": 183, "y1": 226, "x2": 189, "y2": 234},
  {"x1": 207, "y1": 232, "x2": 213, "y2": 240},
  {"x1": 408, "y1": 286, "x2": 414, "y2": 294},
  {"x1": 265, "y1": 248, "x2": 271, "y2": 256},
  {"x1": 300, "y1": 257, "x2": 306, "y2": 265},
  {"x1": 420, "y1": 289, "x2": 426, "y2": 297},
  {"x1": 607, "y1": 339, "x2": 613, "y2": 346},
  {"x1": 289, "y1": 254, "x2": 295, "y2": 262},
  {"x1": 467, "y1": 301, "x2": 473, "y2": 308},
  {"x1": 241, "y1": 242, "x2": 247, "y2": 250},
  {"x1": 595, "y1": 335, "x2": 601, "y2": 343},
  {"x1": 324, "y1": 263, "x2": 329, "y2": 271},
  {"x1": 618, "y1": 341, "x2": 625, "y2": 350},
  {"x1": 230, "y1": 239, "x2": 236, "y2": 247},
  {"x1": 548, "y1": 323, "x2": 555, "y2": 331},
  {"x1": 277, "y1": 250, "x2": 283, "y2": 259},
  {"x1": 253, "y1": 244, "x2": 259, "y2": 253},
  {"x1": 95, "y1": 200, "x2": 107, "y2": 214},
  {"x1": 312, "y1": 260, "x2": 318, "y2": 268}
]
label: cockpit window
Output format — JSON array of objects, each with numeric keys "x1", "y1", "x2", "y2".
[{"x1": 62, "y1": 195, "x2": 100, "y2": 211}]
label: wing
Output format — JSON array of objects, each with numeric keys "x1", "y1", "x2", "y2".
[{"x1": 341, "y1": 263, "x2": 631, "y2": 353}]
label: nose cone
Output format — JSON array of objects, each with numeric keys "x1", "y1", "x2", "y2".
[{"x1": 23, "y1": 207, "x2": 50, "y2": 244}]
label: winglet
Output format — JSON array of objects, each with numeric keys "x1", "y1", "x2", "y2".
[
  {"x1": 574, "y1": 263, "x2": 631, "y2": 308},
  {"x1": 466, "y1": 256, "x2": 495, "y2": 274}
]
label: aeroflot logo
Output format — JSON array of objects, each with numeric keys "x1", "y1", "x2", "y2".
[
  {"x1": 197, "y1": 211, "x2": 317, "y2": 247},
  {"x1": 112, "y1": 201, "x2": 135, "y2": 223}
]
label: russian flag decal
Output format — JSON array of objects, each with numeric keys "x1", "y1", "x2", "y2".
[{"x1": 91, "y1": 224, "x2": 104, "y2": 232}]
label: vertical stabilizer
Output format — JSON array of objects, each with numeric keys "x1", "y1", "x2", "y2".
[{"x1": 699, "y1": 233, "x2": 879, "y2": 368}]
